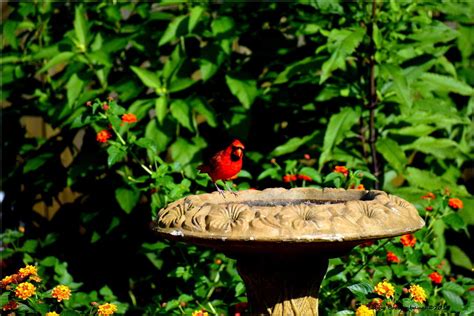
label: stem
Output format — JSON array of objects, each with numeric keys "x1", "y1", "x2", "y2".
[
  {"x1": 110, "y1": 124, "x2": 153, "y2": 175},
  {"x1": 367, "y1": 0, "x2": 381, "y2": 189},
  {"x1": 110, "y1": 125, "x2": 126, "y2": 146}
]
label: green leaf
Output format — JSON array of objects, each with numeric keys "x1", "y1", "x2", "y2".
[
  {"x1": 66, "y1": 74, "x2": 85, "y2": 108},
  {"x1": 319, "y1": 107, "x2": 358, "y2": 168},
  {"x1": 442, "y1": 290, "x2": 464, "y2": 312},
  {"x1": 420, "y1": 73, "x2": 473, "y2": 96},
  {"x1": 347, "y1": 282, "x2": 373, "y2": 296},
  {"x1": 131, "y1": 66, "x2": 162, "y2": 89},
  {"x1": 274, "y1": 57, "x2": 322, "y2": 84},
  {"x1": 235, "y1": 282, "x2": 245, "y2": 297},
  {"x1": 159, "y1": 15, "x2": 188, "y2": 46},
  {"x1": 188, "y1": 6, "x2": 204, "y2": 33},
  {"x1": 443, "y1": 213, "x2": 465, "y2": 231},
  {"x1": 155, "y1": 96, "x2": 168, "y2": 125},
  {"x1": 376, "y1": 137, "x2": 407, "y2": 173},
  {"x1": 115, "y1": 187, "x2": 140, "y2": 214},
  {"x1": 443, "y1": 282, "x2": 465, "y2": 296},
  {"x1": 168, "y1": 77, "x2": 198, "y2": 93},
  {"x1": 170, "y1": 137, "x2": 202, "y2": 166},
  {"x1": 211, "y1": 16, "x2": 235, "y2": 37},
  {"x1": 388, "y1": 125, "x2": 436, "y2": 137},
  {"x1": 170, "y1": 100, "x2": 194, "y2": 132},
  {"x1": 225, "y1": 75, "x2": 258, "y2": 109},
  {"x1": 199, "y1": 45, "x2": 225, "y2": 81},
  {"x1": 270, "y1": 132, "x2": 318, "y2": 156},
  {"x1": 0, "y1": 292, "x2": 9, "y2": 306},
  {"x1": 107, "y1": 145, "x2": 126, "y2": 167},
  {"x1": 74, "y1": 5, "x2": 89, "y2": 50},
  {"x1": 24, "y1": 153, "x2": 54, "y2": 173},
  {"x1": 320, "y1": 27, "x2": 365, "y2": 83},
  {"x1": 145, "y1": 120, "x2": 171, "y2": 154},
  {"x1": 257, "y1": 168, "x2": 280, "y2": 181},
  {"x1": 383, "y1": 64, "x2": 412, "y2": 109},
  {"x1": 448, "y1": 246, "x2": 473, "y2": 271},
  {"x1": 192, "y1": 98, "x2": 217, "y2": 127},
  {"x1": 403, "y1": 136, "x2": 461, "y2": 159},
  {"x1": 135, "y1": 138, "x2": 156, "y2": 152},
  {"x1": 299, "y1": 167, "x2": 322, "y2": 183},
  {"x1": 405, "y1": 167, "x2": 443, "y2": 191},
  {"x1": 38, "y1": 51, "x2": 75, "y2": 73}
]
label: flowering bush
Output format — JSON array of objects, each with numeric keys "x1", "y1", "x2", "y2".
[
  {"x1": 0, "y1": 264, "x2": 122, "y2": 315},
  {"x1": 2, "y1": 1, "x2": 473, "y2": 315}
]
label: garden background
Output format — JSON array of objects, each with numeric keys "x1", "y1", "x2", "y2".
[{"x1": 1, "y1": 1, "x2": 473, "y2": 315}]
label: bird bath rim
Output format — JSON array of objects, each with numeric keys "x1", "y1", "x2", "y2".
[{"x1": 153, "y1": 188, "x2": 425, "y2": 254}]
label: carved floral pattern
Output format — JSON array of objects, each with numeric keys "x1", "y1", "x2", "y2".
[
  {"x1": 205, "y1": 204, "x2": 253, "y2": 233},
  {"x1": 158, "y1": 199, "x2": 193, "y2": 228},
  {"x1": 155, "y1": 188, "x2": 424, "y2": 240}
]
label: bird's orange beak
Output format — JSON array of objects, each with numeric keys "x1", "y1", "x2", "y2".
[{"x1": 234, "y1": 147, "x2": 243, "y2": 158}]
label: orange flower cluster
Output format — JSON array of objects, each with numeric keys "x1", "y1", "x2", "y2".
[
  {"x1": 283, "y1": 174, "x2": 297, "y2": 182},
  {"x1": 297, "y1": 174, "x2": 312, "y2": 181},
  {"x1": 367, "y1": 298, "x2": 382, "y2": 310},
  {"x1": 121, "y1": 113, "x2": 137, "y2": 123},
  {"x1": 96, "y1": 130, "x2": 112, "y2": 143},
  {"x1": 356, "y1": 184, "x2": 365, "y2": 190},
  {"x1": 386, "y1": 251, "x2": 400, "y2": 263},
  {"x1": 355, "y1": 304, "x2": 375, "y2": 316},
  {"x1": 2, "y1": 301, "x2": 18, "y2": 311},
  {"x1": 98, "y1": 303, "x2": 118, "y2": 316},
  {"x1": 425, "y1": 206, "x2": 433, "y2": 211},
  {"x1": 448, "y1": 198, "x2": 463, "y2": 209},
  {"x1": 400, "y1": 234, "x2": 416, "y2": 247},
  {"x1": 1, "y1": 265, "x2": 40, "y2": 289},
  {"x1": 18, "y1": 265, "x2": 38, "y2": 278},
  {"x1": 421, "y1": 192, "x2": 435, "y2": 200},
  {"x1": 374, "y1": 280, "x2": 395, "y2": 298},
  {"x1": 15, "y1": 282, "x2": 36, "y2": 300},
  {"x1": 409, "y1": 284, "x2": 427, "y2": 303},
  {"x1": 46, "y1": 312, "x2": 60, "y2": 316},
  {"x1": 428, "y1": 272, "x2": 443, "y2": 284},
  {"x1": 282, "y1": 174, "x2": 313, "y2": 182},
  {"x1": 52, "y1": 285, "x2": 71, "y2": 302},
  {"x1": 192, "y1": 310, "x2": 209, "y2": 316},
  {"x1": 334, "y1": 166, "x2": 349, "y2": 176}
]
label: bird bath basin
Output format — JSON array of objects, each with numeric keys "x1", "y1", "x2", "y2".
[{"x1": 153, "y1": 188, "x2": 425, "y2": 315}]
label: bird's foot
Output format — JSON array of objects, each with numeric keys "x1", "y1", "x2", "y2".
[
  {"x1": 225, "y1": 182, "x2": 238, "y2": 197},
  {"x1": 214, "y1": 183, "x2": 226, "y2": 198}
]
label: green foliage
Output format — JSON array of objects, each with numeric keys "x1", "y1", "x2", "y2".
[{"x1": 2, "y1": 1, "x2": 473, "y2": 315}]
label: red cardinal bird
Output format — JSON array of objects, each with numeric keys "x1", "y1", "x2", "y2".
[{"x1": 197, "y1": 139, "x2": 245, "y2": 196}]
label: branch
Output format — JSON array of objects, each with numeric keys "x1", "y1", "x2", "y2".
[{"x1": 367, "y1": 0, "x2": 381, "y2": 189}]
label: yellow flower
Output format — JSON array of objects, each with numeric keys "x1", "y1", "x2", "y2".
[
  {"x1": 98, "y1": 303, "x2": 118, "y2": 316},
  {"x1": 374, "y1": 280, "x2": 395, "y2": 298},
  {"x1": 29, "y1": 275, "x2": 42, "y2": 283},
  {"x1": 15, "y1": 282, "x2": 36, "y2": 299},
  {"x1": 51, "y1": 285, "x2": 71, "y2": 302},
  {"x1": 409, "y1": 284, "x2": 427, "y2": 303},
  {"x1": 18, "y1": 265, "x2": 38, "y2": 278},
  {"x1": 46, "y1": 312, "x2": 60, "y2": 316},
  {"x1": 1, "y1": 275, "x2": 15, "y2": 287},
  {"x1": 192, "y1": 310, "x2": 209, "y2": 316},
  {"x1": 356, "y1": 305, "x2": 375, "y2": 316}
]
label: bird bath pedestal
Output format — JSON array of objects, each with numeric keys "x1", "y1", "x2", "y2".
[{"x1": 154, "y1": 188, "x2": 425, "y2": 315}]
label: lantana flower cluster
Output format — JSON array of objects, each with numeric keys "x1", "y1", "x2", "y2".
[
  {"x1": 85, "y1": 97, "x2": 138, "y2": 144},
  {"x1": 1, "y1": 264, "x2": 118, "y2": 315}
]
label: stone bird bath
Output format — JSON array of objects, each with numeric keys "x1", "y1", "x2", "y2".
[{"x1": 153, "y1": 188, "x2": 425, "y2": 315}]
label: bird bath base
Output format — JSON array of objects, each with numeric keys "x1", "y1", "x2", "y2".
[
  {"x1": 154, "y1": 188, "x2": 424, "y2": 315},
  {"x1": 237, "y1": 254, "x2": 328, "y2": 315}
]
